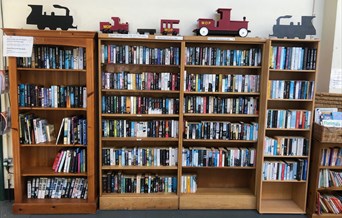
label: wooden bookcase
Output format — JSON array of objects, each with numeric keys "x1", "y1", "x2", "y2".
[
  {"x1": 307, "y1": 137, "x2": 342, "y2": 217},
  {"x1": 98, "y1": 34, "x2": 182, "y2": 209},
  {"x1": 257, "y1": 38, "x2": 320, "y2": 214},
  {"x1": 179, "y1": 36, "x2": 267, "y2": 209},
  {"x1": 4, "y1": 29, "x2": 98, "y2": 214}
]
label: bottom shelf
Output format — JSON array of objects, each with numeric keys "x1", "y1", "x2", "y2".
[
  {"x1": 100, "y1": 193, "x2": 178, "y2": 210},
  {"x1": 180, "y1": 187, "x2": 256, "y2": 209},
  {"x1": 13, "y1": 199, "x2": 97, "y2": 214},
  {"x1": 312, "y1": 213, "x2": 342, "y2": 217},
  {"x1": 259, "y1": 199, "x2": 305, "y2": 214}
]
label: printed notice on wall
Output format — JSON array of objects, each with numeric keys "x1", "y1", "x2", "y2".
[{"x1": 3, "y1": 35, "x2": 33, "y2": 57}]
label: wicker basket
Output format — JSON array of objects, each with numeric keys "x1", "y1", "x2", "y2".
[{"x1": 313, "y1": 123, "x2": 342, "y2": 143}]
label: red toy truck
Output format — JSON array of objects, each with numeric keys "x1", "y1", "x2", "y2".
[
  {"x1": 194, "y1": 8, "x2": 250, "y2": 37},
  {"x1": 160, "y1": 19, "x2": 180, "y2": 35},
  {"x1": 100, "y1": 17, "x2": 129, "y2": 33}
]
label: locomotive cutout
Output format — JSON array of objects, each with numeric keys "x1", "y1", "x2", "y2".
[
  {"x1": 193, "y1": 8, "x2": 250, "y2": 37},
  {"x1": 99, "y1": 17, "x2": 129, "y2": 33},
  {"x1": 27, "y1": 4, "x2": 77, "y2": 30},
  {"x1": 269, "y1": 15, "x2": 316, "y2": 39}
]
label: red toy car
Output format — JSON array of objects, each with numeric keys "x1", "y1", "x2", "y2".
[
  {"x1": 100, "y1": 17, "x2": 129, "y2": 34},
  {"x1": 160, "y1": 19, "x2": 180, "y2": 35},
  {"x1": 194, "y1": 8, "x2": 250, "y2": 37}
]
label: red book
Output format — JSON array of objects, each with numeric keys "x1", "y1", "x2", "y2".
[{"x1": 52, "y1": 151, "x2": 62, "y2": 171}]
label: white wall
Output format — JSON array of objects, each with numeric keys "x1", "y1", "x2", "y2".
[
  {"x1": 329, "y1": 0, "x2": 342, "y2": 93},
  {"x1": 2, "y1": 0, "x2": 323, "y2": 38}
]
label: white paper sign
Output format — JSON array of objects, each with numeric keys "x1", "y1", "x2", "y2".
[
  {"x1": 155, "y1": 35, "x2": 183, "y2": 40},
  {"x1": 3, "y1": 35, "x2": 34, "y2": 57},
  {"x1": 108, "y1": 34, "x2": 148, "y2": 39}
]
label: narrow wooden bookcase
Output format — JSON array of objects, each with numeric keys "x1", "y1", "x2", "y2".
[
  {"x1": 4, "y1": 29, "x2": 97, "y2": 214},
  {"x1": 307, "y1": 135, "x2": 342, "y2": 217},
  {"x1": 257, "y1": 38, "x2": 320, "y2": 214},
  {"x1": 179, "y1": 36, "x2": 267, "y2": 209},
  {"x1": 98, "y1": 34, "x2": 183, "y2": 209}
]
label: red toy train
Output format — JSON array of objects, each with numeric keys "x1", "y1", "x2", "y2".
[
  {"x1": 99, "y1": 17, "x2": 129, "y2": 34},
  {"x1": 194, "y1": 8, "x2": 250, "y2": 37},
  {"x1": 99, "y1": 8, "x2": 250, "y2": 37}
]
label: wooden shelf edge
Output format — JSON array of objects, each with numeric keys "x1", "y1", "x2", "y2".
[{"x1": 13, "y1": 201, "x2": 97, "y2": 214}]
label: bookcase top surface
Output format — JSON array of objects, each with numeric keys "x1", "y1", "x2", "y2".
[{"x1": 2, "y1": 28, "x2": 96, "y2": 38}]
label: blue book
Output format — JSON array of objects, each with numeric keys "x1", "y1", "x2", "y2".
[{"x1": 332, "y1": 112, "x2": 342, "y2": 120}]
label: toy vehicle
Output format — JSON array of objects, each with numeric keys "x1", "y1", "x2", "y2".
[
  {"x1": 27, "y1": 4, "x2": 77, "y2": 30},
  {"x1": 137, "y1": 29, "x2": 156, "y2": 35},
  {"x1": 194, "y1": 8, "x2": 250, "y2": 37},
  {"x1": 269, "y1": 15, "x2": 316, "y2": 39},
  {"x1": 160, "y1": 19, "x2": 180, "y2": 35},
  {"x1": 100, "y1": 17, "x2": 129, "y2": 33}
]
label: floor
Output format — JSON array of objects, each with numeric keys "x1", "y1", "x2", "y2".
[{"x1": 0, "y1": 201, "x2": 309, "y2": 218}]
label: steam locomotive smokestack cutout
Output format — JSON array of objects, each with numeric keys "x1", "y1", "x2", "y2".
[
  {"x1": 27, "y1": 4, "x2": 77, "y2": 30},
  {"x1": 269, "y1": 15, "x2": 316, "y2": 39}
]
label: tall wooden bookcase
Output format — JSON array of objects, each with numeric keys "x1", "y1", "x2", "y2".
[
  {"x1": 307, "y1": 138, "x2": 342, "y2": 217},
  {"x1": 257, "y1": 38, "x2": 320, "y2": 214},
  {"x1": 98, "y1": 34, "x2": 182, "y2": 209},
  {"x1": 4, "y1": 29, "x2": 98, "y2": 214},
  {"x1": 179, "y1": 36, "x2": 267, "y2": 209}
]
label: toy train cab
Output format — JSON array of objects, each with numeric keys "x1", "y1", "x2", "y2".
[
  {"x1": 160, "y1": 19, "x2": 180, "y2": 35},
  {"x1": 194, "y1": 8, "x2": 250, "y2": 37}
]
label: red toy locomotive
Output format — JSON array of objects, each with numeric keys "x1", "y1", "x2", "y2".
[
  {"x1": 99, "y1": 17, "x2": 129, "y2": 34},
  {"x1": 193, "y1": 8, "x2": 250, "y2": 37}
]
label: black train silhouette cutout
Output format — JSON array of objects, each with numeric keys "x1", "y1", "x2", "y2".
[
  {"x1": 27, "y1": 4, "x2": 77, "y2": 30},
  {"x1": 269, "y1": 15, "x2": 316, "y2": 39}
]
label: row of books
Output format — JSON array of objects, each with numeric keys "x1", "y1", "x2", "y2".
[
  {"x1": 52, "y1": 148, "x2": 86, "y2": 173},
  {"x1": 263, "y1": 159, "x2": 308, "y2": 181},
  {"x1": 102, "y1": 171, "x2": 177, "y2": 193},
  {"x1": 19, "y1": 114, "x2": 55, "y2": 144},
  {"x1": 321, "y1": 147, "x2": 342, "y2": 166},
  {"x1": 17, "y1": 46, "x2": 86, "y2": 70},
  {"x1": 268, "y1": 80, "x2": 315, "y2": 100},
  {"x1": 266, "y1": 109, "x2": 311, "y2": 129},
  {"x1": 102, "y1": 96, "x2": 179, "y2": 114},
  {"x1": 56, "y1": 116, "x2": 87, "y2": 145},
  {"x1": 18, "y1": 84, "x2": 87, "y2": 108},
  {"x1": 102, "y1": 147, "x2": 178, "y2": 167},
  {"x1": 102, "y1": 71, "x2": 180, "y2": 91},
  {"x1": 184, "y1": 121, "x2": 258, "y2": 141},
  {"x1": 317, "y1": 192, "x2": 342, "y2": 215},
  {"x1": 184, "y1": 96, "x2": 258, "y2": 115},
  {"x1": 102, "y1": 120, "x2": 179, "y2": 138},
  {"x1": 181, "y1": 175, "x2": 197, "y2": 193},
  {"x1": 264, "y1": 136, "x2": 309, "y2": 156},
  {"x1": 27, "y1": 177, "x2": 88, "y2": 199},
  {"x1": 270, "y1": 46, "x2": 317, "y2": 70},
  {"x1": 184, "y1": 73, "x2": 260, "y2": 93},
  {"x1": 182, "y1": 147, "x2": 256, "y2": 167},
  {"x1": 185, "y1": 47, "x2": 262, "y2": 66},
  {"x1": 101, "y1": 44, "x2": 180, "y2": 65},
  {"x1": 318, "y1": 169, "x2": 342, "y2": 188}
]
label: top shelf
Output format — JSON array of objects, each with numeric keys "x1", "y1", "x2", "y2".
[
  {"x1": 17, "y1": 68, "x2": 87, "y2": 73},
  {"x1": 185, "y1": 65, "x2": 262, "y2": 69}
]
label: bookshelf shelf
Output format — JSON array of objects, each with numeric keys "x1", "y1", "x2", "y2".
[
  {"x1": 101, "y1": 114, "x2": 179, "y2": 119},
  {"x1": 259, "y1": 199, "x2": 305, "y2": 214},
  {"x1": 20, "y1": 143, "x2": 86, "y2": 147},
  {"x1": 101, "y1": 89, "x2": 180, "y2": 97},
  {"x1": 5, "y1": 28, "x2": 98, "y2": 214},
  {"x1": 263, "y1": 155, "x2": 309, "y2": 159},
  {"x1": 257, "y1": 38, "x2": 320, "y2": 214},
  {"x1": 182, "y1": 166, "x2": 256, "y2": 170},
  {"x1": 317, "y1": 187, "x2": 342, "y2": 191},
  {"x1": 180, "y1": 187, "x2": 256, "y2": 209},
  {"x1": 185, "y1": 65, "x2": 262, "y2": 69},
  {"x1": 318, "y1": 166, "x2": 342, "y2": 170},
  {"x1": 184, "y1": 91, "x2": 260, "y2": 96},
  {"x1": 102, "y1": 137, "x2": 179, "y2": 142},
  {"x1": 19, "y1": 107, "x2": 87, "y2": 111},
  {"x1": 183, "y1": 139, "x2": 257, "y2": 144},
  {"x1": 21, "y1": 167, "x2": 87, "y2": 177},
  {"x1": 101, "y1": 166, "x2": 178, "y2": 170},
  {"x1": 183, "y1": 114, "x2": 258, "y2": 118},
  {"x1": 17, "y1": 68, "x2": 87, "y2": 73}
]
